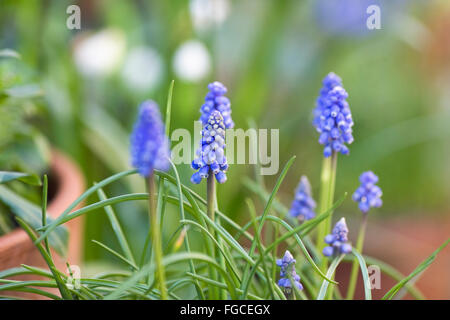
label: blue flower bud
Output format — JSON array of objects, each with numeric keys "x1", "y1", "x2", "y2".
[
  {"x1": 289, "y1": 176, "x2": 316, "y2": 222},
  {"x1": 353, "y1": 171, "x2": 383, "y2": 213},
  {"x1": 276, "y1": 250, "x2": 303, "y2": 293},
  {"x1": 200, "y1": 81, "x2": 234, "y2": 129},
  {"x1": 313, "y1": 73, "x2": 354, "y2": 157},
  {"x1": 322, "y1": 246, "x2": 334, "y2": 257},
  {"x1": 130, "y1": 100, "x2": 170, "y2": 177},
  {"x1": 191, "y1": 111, "x2": 229, "y2": 184},
  {"x1": 323, "y1": 218, "x2": 352, "y2": 257}
]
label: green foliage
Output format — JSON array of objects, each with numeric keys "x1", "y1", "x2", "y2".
[{"x1": 0, "y1": 0, "x2": 448, "y2": 301}]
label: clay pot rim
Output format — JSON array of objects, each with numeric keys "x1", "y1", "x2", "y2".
[{"x1": 0, "y1": 150, "x2": 84, "y2": 256}]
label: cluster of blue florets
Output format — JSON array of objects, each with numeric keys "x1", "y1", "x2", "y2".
[
  {"x1": 323, "y1": 218, "x2": 352, "y2": 257},
  {"x1": 130, "y1": 100, "x2": 170, "y2": 177},
  {"x1": 313, "y1": 72, "x2": 354, "y2": 157},
  {"x1": 352, "y1": 171, "x2": 382, "y2": 213},
  {"x1": 277, "y1": 250, "x2": 303, "y2": 293},
  {"x1": 200, "y1": 81, "x2": 234, "y2": 129},
  {"x1": 289, "y1": 176, "x2": 316, "y2": 222},
  {"x1": 191, "y1": 111, "x2": 228, "y2": 184}
]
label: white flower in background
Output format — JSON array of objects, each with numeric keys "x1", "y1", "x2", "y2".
[
  {"x1": 122, "y1": 46, "x2": 164, "y2": 92},
  {"x1": 73, "y1": 29, "x2": 126, "y2": 77},
  {"x1": 172, "y1": 40, "x2": 211, "y2": 82},
  {"x1": 189, "y1": 0, "x2": 230, "y2": 32}
]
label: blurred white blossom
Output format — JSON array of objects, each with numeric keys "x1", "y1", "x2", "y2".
[
  {"x1": 172, "y1": 40, "x2": 211, "y2": 82},
  {"x1": 189, "y1": 0, "x2": 230, "y2": 32},
  {"x1": 73, "y1": 29, "x2": 126, "y2": 77},
  {"x1": 122, "y1": 46, "x2": 164, "y2": 92}
]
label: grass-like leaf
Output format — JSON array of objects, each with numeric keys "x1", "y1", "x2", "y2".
[
  {"x1": 97, "y1": 188, "x2": 136, "y2": 266},
  {"x1": 0, "y1": 185, "x2": 68, "y2": 256},
  {"x1": 0, "y1": 171, "x2": 41, "y2": 186},
  {"x1": 382, "y1": 238, "x2": 449, "y2": 300},
  {"x1": 14, "y1": 217, "x2": 72, "y2": 299},
  {"x1": 351, "y1": 248, "x2": 372, "y2": 300},
  {"x1": 105, "y1": 252, "x2": 238, "y2": 300},
  {"x1": 35, "y1": 169, "x2": 139, "y2": 243},
  {"x1": 317, "y1": 254, "x2": 344, "y2": 300},
  {"x1": 91, "y1": 240, "x2": 138, "y2": 270}
]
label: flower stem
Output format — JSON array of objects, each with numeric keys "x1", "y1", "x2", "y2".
[
  {"x1": 147, "y1": 174, "x2": 167, "y2": 300},
  {"x1": 206, "y1": 173, "x2": 220, "y2": 299},
  {"x1": 316, "y1": 152, "x2": 338, "y2": 270},
  {"x1": 207, "y1": 174, "x2": 216, "y2": 222},
  {"x1": 346, "y1": 214, "x2": 368, "y2": 300}
]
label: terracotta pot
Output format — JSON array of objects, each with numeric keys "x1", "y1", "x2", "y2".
[
  {"x1": 335, "y1": 216, "x2": 450, "y2": 300},
  {"x1": 0, "y1": 150, "x2": 85, "y2": 299}
]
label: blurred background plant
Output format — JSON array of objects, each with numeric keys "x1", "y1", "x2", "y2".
[
  {"x1": 0, "y1": 0, "x2": 449, "y2": 291},
  {"x1": 0, "y1": 49, "x2": 51, "y2": 236}
]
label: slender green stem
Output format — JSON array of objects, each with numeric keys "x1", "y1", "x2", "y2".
[
  {"x1": 41, "y1": 174, "x2": 50, "y2": 254},
  {"x1": 207, "y1": 174, "x2": 216, "y2": 222},
  {"x1": 147, "y1": 174, "x2": 167, "y2": 300},
  {"x1": 316, "y1": 152, "x2": 338, "y2": 271},
  {"x1": 206, "y1": 174, "x2": 219, "y2": 299},
  {"x1": 346, "y1": 214, "x2": 368, "y2": 300}
]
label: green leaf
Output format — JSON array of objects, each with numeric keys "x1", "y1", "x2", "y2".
[
  {"x1": 105, "y1": 252, "x2": 238, "y2": 300},
  {"x1": 97, "y1": 188, "x2": 136, "y2": 266},
  {"x1": 343, "y1": 254, "x2": 425, "y2": 299},
  {"x1": 0, "y1": 171, "x2": 41, "y2": 186},
  {"x1": 14, "y1": 217, "x2": 72, "y2": 300},
  {"x1": 165, "y1": 80, "x2": 174, "y2": 137},
  {"x1": 351, "y1": 248, "x2": 372, "y2": 300},
  {"x1": 35, "y1": 169, "x2": 138, "y2": 243},
  {"x1": 91, "y1": 240, "x2": 138, "y2": 270},
  {"x1": 382, "y1": 238, "x2": 450, "y2": 300},
  {"x1": 240, "y1": 156, "x2": 296, "y2": 294},
  {"x1": 167, "y1": 159, "x2": 205, "y2": 299},
  {"x1": 317, "y1": 254, "x2": 345, "y2": 300},
  {"x1": 0, "y1": 185, "x2": 68, "y2": 256}
]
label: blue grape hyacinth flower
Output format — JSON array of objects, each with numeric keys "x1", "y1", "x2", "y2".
[
  {"x1": 200, "y1": 81, "x2": 234, "y2": 129},
  {"x1": 191, "y1": 110, "x2": 228, "y2": 184},
  {"x1": 313, "y1": 72, "x2": 354, "y2": 157},
  {"x1": 352, "y1": 171, "x2": 383, "y2": 213},
  {"x1": 276, "y1": 250, "x2": 303, "y2": 293},
  {"x1": 323, "y1": 217, "x2": 352, "y2": 257},
  {"x1": 289, "y1": 176, "x2": 316, "y2": 222},
  {"x1": 130, "y1": 100, "x2": 170, "y2": 177}
]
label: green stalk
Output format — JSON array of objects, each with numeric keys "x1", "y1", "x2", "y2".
[
  {"x1": 147, "y1": 174, "x2": 167, "y2": 300},
  {"x1": 207, "y1": 174, "x2": 216, "y2": 223},
  {"x1": 41, "y1": 174, "x2": 50, "y2": 254},
  {"x1": 206, "y1": 174, "x2": 219, "y2": 299},
  {"x1": 346, "y1": 214, "x2": 368, "y2": 300},
  {"x1": 316, "y1": 152, "x2": 338, "y2": 271}
]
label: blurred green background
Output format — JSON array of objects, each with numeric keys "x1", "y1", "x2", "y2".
[{"x1": 1, "y1": 0, "x2": 450, "y2": 264}]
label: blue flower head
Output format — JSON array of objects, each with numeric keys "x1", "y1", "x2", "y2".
[
  {"x1": 289, "y1": 176, "x2": 316, "y2": 222},
  {"x1": 352, "y1": 171, "x2": 382, "y2": 213},
  {"x1": 191, "y1": 111, "x2": 228, "y2": 184},
  {"x1": 313, "y1": 72, "x2": 354, "y2": 157},
  {"x1": 276, "y1": 250, "x2": 303, "y2": 293},
  {"x1": 130, "y1": 100, "x2": 170, "y2": 177},
  {"x1": 323, "y1": 217, "x2": 352, "y2": 257},
  {"x1": 200, "y1": 81, "x2": 234, "y2": 129}
]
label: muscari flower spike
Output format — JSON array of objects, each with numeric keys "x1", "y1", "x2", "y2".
[
  {"x1": 323, "y1": 217, "x2": 352, "y2": 257},
  {"x1": 313, "y1": 72, "x2": 354, "y2": 157},
  {"x1": 200, "y1": 81, "x2": 234, "y2": 129},
  {"x1": 276, "y1": 250, "x2": 303, "y2": 293},
  {"x1": 191, "y1": 110, "x2": 228, "y2": 184},
  {"x1": 130, "y1": 100, "x2": 171, "y2": 177},
  {"x1": 352, "y1": 171, "x2": 382, "y2": 213},
  {"x1": 289, "y1": 176, "x2": 316, "y2": 222}
]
